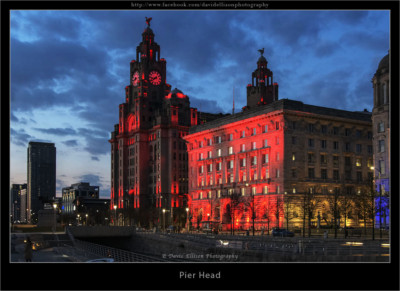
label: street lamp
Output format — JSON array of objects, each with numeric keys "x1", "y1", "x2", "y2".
[
  {"x1": 113, "y1": 205, "x2": 117, "y2": 226},
  {"x1": 85, "y1": 214, "x2": 89, "y2": 226},
  {"x1": 186, "y1": 208, "x2": 189, "y2": 232},
  {"x1": 162, "y1": 209, "x2": 166, "y2": 232},
  {"x1": 77, "y1": 214, "x2": 80, "y2": 226},
  {"x1": 53, "y1": 203, "x2": 57, "y2": 232}
]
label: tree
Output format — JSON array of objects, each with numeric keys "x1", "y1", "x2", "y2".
[
  {"x1": 242, "y1": 192, "x2": 257, "y2": 236},
  {"x1": 274, "y1": 194, "x2": 284, "y2": 229},
  {"x1": 261, "y1": 200, "x2": 273, "y2": 235},
  {"x1": 299, "y1": 187, "x2": 321, "y2": 237},
  {"x1": 283, "y1": 194, "x2": 297, "y2": 231},
  {"x1": 222, "y1": 188, "x2": 243, "y2": 235}
]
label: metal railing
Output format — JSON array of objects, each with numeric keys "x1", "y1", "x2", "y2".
[{"x1": 74, "y1": 239, "x2": 169, "y2": 262}]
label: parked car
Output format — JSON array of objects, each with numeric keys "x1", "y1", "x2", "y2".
[{"x1": 272, "y1": 228, "x2": 294, "y2": 237}]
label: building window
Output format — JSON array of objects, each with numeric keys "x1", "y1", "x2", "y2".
[
  {"x1": 264, "y1": 139, "x2": 268, "y2": 148},
  {"x1": 241, "y1": 188, "x2": 246, "y2": 196},
  {"x1": 228, "y1": 146, "x2": 234, "y2": 155},
  {"x1": 240, "y1": 158, "x2": 246, "y2": 167},
  {"x1": 252, "y1": 187, "x2": 257, "y2": 195},
  {"x1": 333, "y1": 170, "x2": 339, "y2": 180},
  {"x1": 265, "y1": 169, "x2": 269, "y2": 179},
  {"x1": 367, "y1": 131, "x2": 372, "y2": 139},
  {"x1": 379, "y1": 160, "x2": 386, "y2": 175},
  {"x1": 217, "y1": 149, "x2": 222, "y2": 157},
  {"x1": 357, "y1": 172, "x2": 362, "y2": 182},
  {"x1": 241, "y1": 144, "x2": 246, "y2": 152},
  {"x1": 291, "y1": 169, "x2": 297, "y2": 178},
  {"x1": 321, "y1": 125, "x2": 327, "y2": 134},
  {"x1": 291, "y1": 121, "x2": 296, "y2": 129},
  {"x1": 308, "y1": 139, "x2": 314, "y2": 148},
  {"x1": 276, "y1": 169, "x2": 280, "y2": 178},
  {"x1": 321, "y1": 169, "x2": 328, "y2": 179},
  {"x1": 251, "y1": 156, "x2": 257, "y2": 166},
  {"x1": 292, "y1": 188, "x2": 296, "y2": 194},
  {"x1": 264, "y1": 124, "x2": 268, "y2": 133},
  {"x1": 199, "y1": 153, "x2": 203, "y2": 160},
  {"x1": 333, "y1": 141, "x2": 339, "y2": 150},
  {"x1": 308, "y1": 123, "x2": 314, "y2": 133},
  {"x1": 378, "y1": 122, "x2": 385, "y2": 133},
  {"x1": 345, "y1": 170, "x2": 352, "y2": 180},
  {"x1": 356, "y1": 130, "x2": 362, "y2": 137},
  {"x1": 368, "y1": 145, "x2": 373, "y2": 154},
  {"x1": 356, "y1": 158, "x2": 362, "y2": 167},
  {"x1": 228, "y1": 133, "x2": 233, "y2": 141},
  {"x1": 356, "y1": 144, "x2": 362, "y2": 153},
  {"x1": 276, "y1": 152, "x2": 279, "y2": 161},
  {"x1": 276, "y1": 186, "x2": 280, "y2": 194},
  {"x1": 276, "y1": 122, "x2": 279, "y2": 130},
  {"x1": 345, "y1": 157, "x2": 351, "y2": 166},
  {"x1": 292, "y1": 153, "x2": 296, "y2": 161},
  {"x1": 217, "y1": 162, "x2": 222, "y2": 171},
  {"x1": 199, "y1": 166, "x2": 204, "y2": 174},
  {"x1": 345, "y1": 142, "x2": 351, "y2": 152},
  {"x1": 241, "y1": 130, "x2": 245, "y2": 138},
  {"x1": 217, "y1": 190, "x2": 221, "y2": 198},
  {"x1": 263, "y1": 154, "x2": 269, "y2": 164},
  {"x1": 276, "y1": 137, "x2": 279, "y2": 145},
  {"x1": 252, "y1": 141, "x2": 257, "y2": 150},
  {"x1": 199, "y1": 192, "x2": 203, "y2": 199},
  {"x1": 308, "y1": 168, "x2": 315, "y2": 178},
  {"x1": 333, "y1": 156, "x2": 339, "y2": 167},
  {"x1": 321, "y1": 140, "x2": 327, "y2": 149},
  {"x1": 208, "y1": 151, "x2": 212, "y2": 159},
  {"x1": 333, "y1": 127, "x2": 339, "y2": 135},
  {"x1": 227, "y1": 160, "x2": 234, "y2": 170},
  {"x1": 292, "y1": 136, "x2": 297, "y2": 145},
  {"x1": 308, "y1": 153, "x2": 315, "y2": 163},
  {"x1": 379, "y1": 140, "x2": 385, "y2": 152},
  {"x1": 252, "y1": 128, "x2": 257, "y2": 136},
  {"x1": 207, "y1": 164, "x2": 213, "y2": 172},
  {"x1": 264, "y1": 186, "x2": 268, "y2": 194},
  {"x1": 320, "y1": 154, "x2": 327, "y2": 165},
  {"x1": 207, "y1": 138, "x2": 212, "y2": 146}
]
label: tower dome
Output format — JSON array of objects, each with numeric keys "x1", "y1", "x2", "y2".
[{"x1": 377, "y1": 53, "x2": 389, "y2": 72}]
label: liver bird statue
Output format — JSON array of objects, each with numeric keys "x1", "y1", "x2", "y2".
[
  {"x1": 258, "y1": 48, "x2": 264, "y2": 56},
  {"x1": 145, "y1": 17, "x2": 152, "y2": 27}
]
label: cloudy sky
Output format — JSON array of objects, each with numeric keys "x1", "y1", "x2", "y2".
[{"x1": 9, "y1": 10, "x2": 390, "y2": 198}]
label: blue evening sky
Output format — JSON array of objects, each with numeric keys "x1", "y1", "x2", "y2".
[{"x1": 10, "y1": 10, "x2": 390, "y2": 198}]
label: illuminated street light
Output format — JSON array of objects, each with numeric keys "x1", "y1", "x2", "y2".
[
  {"x1": 113, "y1": 205, "x2": 117, "y2": 226},
  {"x1": 186, "y1": 207, "x2": 189, "y2": 232},
  {"x1": 162, "y1": 209, "x2": 166, "y2": 232},
  {"x1": 86, "y1": 214, "x2": 89, "y2": 226},
  {"x1": 53, "y1": 203, "x2": 57, "y2": 232}
]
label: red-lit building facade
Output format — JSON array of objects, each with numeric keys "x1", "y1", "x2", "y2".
[
  {"x1": 109, "y1": 20, "x2": 199, "y2": 227},
  {"x1": 184, "y1": 54, "x2": 373, "y2": 231}
]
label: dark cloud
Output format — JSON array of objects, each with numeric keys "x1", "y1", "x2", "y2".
[
  {"x1": 91, "y1": 156, "x2": 100, "y2": 161},
  {"x1": 339, "y1": 31, "x2": 389, "y2": 52},
  {"x1": 79, "y1": 174, "x2": 101, "y2": 186},
  {"x1": 62, "y1": 140, "x2": 78, "y2": 147},
  {"x1": 314, "y1": 41, "x2": 340, "y2": 57},
  {"x1": 10, "y1": 128, "x2": 33, "y2": 147},
  {"x1": 33, "y1": 127, "x2": 77, "y2": 136}
]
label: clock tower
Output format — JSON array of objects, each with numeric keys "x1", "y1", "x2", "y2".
[
  {"x1": 246, "y1": 49, "x2": 279, "y2": 108},
  {"x1": 109, "y1": 18, "x2": 197, "y2": 228}
]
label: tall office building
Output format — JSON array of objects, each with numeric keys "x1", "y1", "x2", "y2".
[
  {"x1": 10, "y1": 184, "x2": 27, "y2": 223},
  {"x1": 27, "y1": 141, "x2": 56, "y2": 223},
  {"x1": 109, "y1": 19, "x2": 199, "y2": 227}
]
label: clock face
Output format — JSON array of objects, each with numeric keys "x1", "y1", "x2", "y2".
[
  {"x1": 149, "y1": 71, "x2": 162, "y2": 85},
  {"x1": 132, "y1": 71, "x2": 139, "y2": 87}
]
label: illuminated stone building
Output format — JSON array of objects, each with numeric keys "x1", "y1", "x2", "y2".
[
  {"x1": 372, "y1": 52, "x2": 390, "y2": 228},
  {"x1": 109, "y1": 19, "x2": 200, "y2": 227},
  {"x1": 184, "y1": 53, "x2": 373, "y2": 231}
]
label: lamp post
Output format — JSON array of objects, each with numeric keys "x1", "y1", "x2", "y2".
[
  {"x1": 77, "y1": 214, "x2": 80, "y2": 226},
  {"x1": 53, "y1": 203, "x2": 57, "y2": 232},
  {"x1": 113, "y1": 205, "x2": 117, "y2": 226},
  {"x1": 162, "y1": 209, "x2": 166, "y2": 232},
  {"x1": 85, "y1": 214, "x2": 89, "y2": 226},
  {"x1": 186, "y1": 207, "x2": 189, "y2": 232}
]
